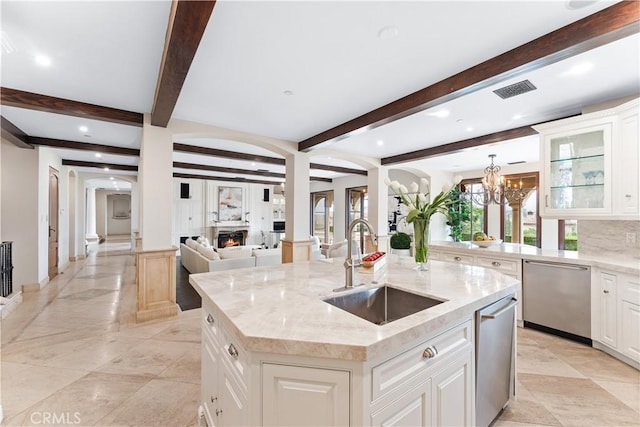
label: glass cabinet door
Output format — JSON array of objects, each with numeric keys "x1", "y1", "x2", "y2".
[{"x1": 545, "y1": 123, "x2": 611, "y2": 213}]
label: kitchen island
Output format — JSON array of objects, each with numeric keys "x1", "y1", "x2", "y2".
[{"x1": 190, "y1": 255, "x2": 519, "y2": 426}]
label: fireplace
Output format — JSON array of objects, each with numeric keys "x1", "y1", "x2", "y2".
[{"x1": 218, "y1": 232, "x2": 245, "y2": 248}]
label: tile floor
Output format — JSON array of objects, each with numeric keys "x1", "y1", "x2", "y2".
[{"x1": 1, "y1": 237, "x2": 638, "y2": 426}]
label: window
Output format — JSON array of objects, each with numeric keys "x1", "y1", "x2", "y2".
[
  {"x1": 311, "y1": 192, "x2": 334, "y2": 244},
  {"x1": 500, "y1": 173, "x2": 541, "y2": 248},
  {"x1": 460, "y1": 181, "x2": 487, "y2": 241},
  {"x1": 559, "y1": 219, "x2": 578, "y2": 250}
]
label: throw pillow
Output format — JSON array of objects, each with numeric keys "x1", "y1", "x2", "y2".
[{"x1": 197, "y1": 245, "x2": 219, "y2": 260}]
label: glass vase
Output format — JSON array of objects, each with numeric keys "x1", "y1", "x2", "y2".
[{"x1": 413, "y1": 218, "x2": 430, "y2": 270}]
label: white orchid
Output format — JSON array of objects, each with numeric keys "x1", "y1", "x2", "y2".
[{"x1": 386, "y1": 175, "x2": 461, "y2": 224}]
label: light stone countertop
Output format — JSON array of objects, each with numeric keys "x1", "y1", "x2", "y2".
[
  {"x1": 429, "y1": 241, "x2": 640, "y2": 276},
  {"x1": 189, "y1": 255, "x2": 519, "y2": 362}
]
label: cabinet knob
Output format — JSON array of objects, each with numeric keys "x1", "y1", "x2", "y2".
[
  {"x1": 603, "y1": 289, "x2": 610, "y2": 294},
  {"x1": 625, "y1": 194, "x2": 632, "y2": 198},
  {"x1": 206, "y1": 314, "x2": 215, "y2": 324},
  {"x1": 423, "y1": 346, "x2": 438, "y2": 359},
  {"x1": 210, "y1": 396, "x2": 217, "y2": 403},
  {"x1": 454, "y1": 256, "x2": 462, "y2": 262},
  {"x1": 228, "y1": 343, "x2": 239, "y2": 358},
  {"x1": 492, "y1": 261, "x2": 501, "y2": 267},
  {"x1": 216, "y1": 409, "x2": 223, "y2": 416}
]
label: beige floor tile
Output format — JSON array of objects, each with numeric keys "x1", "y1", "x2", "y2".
[
  {"x1": 499, "y1": 395, "x2": 562, "y2": 426},
  {"x1": 4, "y1": 372, "x2": 149, "y2": 427},
  {"x1": 550, "y1": 344, "x2": 640, "y2": 384},
  {"x1": 0, "y1": 362, "x2": 89, "y2": 419},
  {"x1": 94, "y1": 379, "x2": 200, "y2": 427},
  {"x1": 516, "y1": 343, "x2": 586, "y2": 379},
  {"x1": 151, "y1": 319, "x2": 201, "y2": 343},
  {"x1": 95, "y1": 339, "x2": 199, "y2": 377},
  {"x1": 594, "y1": 379, "x2": 640, "y2": 413},
  {"x1": 158, "y1": 350, "x2": 202, "y2": 384},
  {"x1": 519, "y1": 373, "x2": 640, "y2": 427}
]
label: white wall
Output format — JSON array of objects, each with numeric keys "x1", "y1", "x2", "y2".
[
  {"x1": 1, "y1": 140, "x2": 39, "y2": 287},
  {"x1": 96, "y1": 189, "x2": 108, "y2": 237},
  {"x1": 107, "y1": 193, "x2": 132, "y2": 235}
]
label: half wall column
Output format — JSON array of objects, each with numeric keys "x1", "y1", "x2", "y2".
[
  {"x1": 85, "y1": 186, "x2": 98, "y2": 242},
  {"x1": 282, "y1": 152, "x2": 311, "y2": 263},
  {"x1": 367, "y1": 166, "x2": 389, "y2": 253},
  {"x1": 135, "y1": 114, "x2": 177, "y2": 322}
]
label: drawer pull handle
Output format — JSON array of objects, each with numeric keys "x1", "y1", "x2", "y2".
[
  {"x1": 210, "y1": 396, "x2": 217, "y2": 403},
  {"x1": 603, "y1": 290, "x2": 610, "y2": 294},
  {"x1": 206, "y1": 314, "x2": 214, "y2": 324},
  {"x1": 492, "y1": 261, "x2": 501, "y2": 267},
  {"x1": 453, "y1": 256, "x2": 462, "y2": 262},
  {"x1": 228, "y1": 343, "x2": 239, "y2": 358},
  {"x1": 216, "y1": 409, "x2": 223, "y2": 416},
  {"x1": 423, "y1": 346, "x2": 438, "y2": 359}
]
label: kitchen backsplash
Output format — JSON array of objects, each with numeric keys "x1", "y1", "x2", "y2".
[{"x1": 578, "y1": 220, "x2": 640, "y2": 260}]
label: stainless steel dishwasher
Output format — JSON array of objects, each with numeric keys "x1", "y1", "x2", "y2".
[
  {"x1": 523, "y1": 259, "x2": 591, "y2": 344},
  {"x1": 476, "y1": 294, "x2": 518, "y2": 427}
]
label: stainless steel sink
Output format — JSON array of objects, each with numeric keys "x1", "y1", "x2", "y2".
[{"x1": 323, "y1": 285, "x2": 445, "y2": 325}]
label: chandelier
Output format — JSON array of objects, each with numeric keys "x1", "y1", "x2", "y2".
[{"x1": 465, "y1": 154, "x2": 528, "y2": 205}]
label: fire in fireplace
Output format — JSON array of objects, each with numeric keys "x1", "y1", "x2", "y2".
[{"x1": 218, "y1": 232, "x2": 245, "y2": 248}]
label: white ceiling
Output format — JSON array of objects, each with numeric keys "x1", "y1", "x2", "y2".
[{"x1": 1, "y1": 0, "x2": 638, "y2": 185}]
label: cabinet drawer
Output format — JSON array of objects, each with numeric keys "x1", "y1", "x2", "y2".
[
  {"x1": 202, "y1": 301, "x2": 220, "y2": 345},
  {"x1": 476, "y1": 256, "x2": 520, "y2": 275},
  {"x1": 220, "y1": 326, "x2": 249, "y2": 390},
  {"x1": 438, "y1": 252, "x2": 473, "y2": 265},
  {"x1": 371, "y1": 320, "x2": 472, "y2": 403},
  {"x1": 621, "y1": 277, "x2": 640, "y2": 305}
]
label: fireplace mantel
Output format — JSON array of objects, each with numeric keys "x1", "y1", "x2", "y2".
[{"x1": 209, "y1": 225, "x2": 250, "y2": 249}]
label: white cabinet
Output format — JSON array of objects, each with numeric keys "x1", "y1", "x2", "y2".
[
  {"x1": 262, "y1": 364, "x2": 350, "y2": 426},
  {"x1": 599, "y1": 272, "x2": 618, "y2": 348},
  {"x1": 174, "y1": 179, "x2": 205, "y2": 244},
  {"x1": 200, "y1": 301, "x2": 476, "y2": 427},
  {"x1": 593, "y1": 269, "x2": 640, "y2": 369},
  {"x1": 534, "y1": 97, "x2": 639, "y2": 219},
  {"x1": 370, "y1": 320, "x2": 474, "y2": 427},
  {"x1": 201, "y1": 303, "x2": 248, "y2": 427}
]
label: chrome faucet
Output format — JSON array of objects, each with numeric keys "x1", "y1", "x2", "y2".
[{"x1": 342, "y1": 218, "x2": 378, "y2": 290}]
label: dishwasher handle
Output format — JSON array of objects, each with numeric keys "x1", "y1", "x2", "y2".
[
  {"x1": 524, "y1": 260, "x2": 589, "y2": 271},
  {"x1": 481, "y1": 298, "x2": 518, "y2": 319}
]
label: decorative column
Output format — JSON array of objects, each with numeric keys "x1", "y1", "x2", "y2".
[
  {"x1": 367, "y1": 166, "x2": 389, "y2": 253},
  {"x1": 281, "y1": 152, "x2": 312, "y2": 263},
  {"x1": 135, "y1": 114, "x2": 177, "y2": 322},
  {"x1": 85, "y1": 186, "x2": 98, "y2": 242},
  {"x1": 510, "y1": 202, "x2": 522, "y2": 244}
]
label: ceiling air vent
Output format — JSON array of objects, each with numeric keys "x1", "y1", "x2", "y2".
[{"x1": 493, "y1": 80, "x2": 537, "y2": 99}]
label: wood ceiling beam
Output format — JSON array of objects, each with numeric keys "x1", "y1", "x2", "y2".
[
  {"x1": 173, "y1": 161, "x2": 332, "y2": 182},
  {"x1": 299, "y1": 1, "x2": 640, "y2": 152},
  {"x1": 29, "y1": 136, "x2": 140, "y2": 157},
  {"x1": 61, "y1": 159, "x2": 138, "y2": 172},
  {"x1": 0, "y1": 116, "x2": 34, "y2": 149},
  {"x1": 1, "y1": 87, "x2": 143, "y2": 127},
  {"x1": 173, "y1": 172, "x2": 285, "y2": 186},
  {"x1": 151, "y1": 0, "x2": 217, "y2": 127},
  {"x1": 174, "y1": 143, "x2": 286, "y2": 165},
  {"x1": 309, "y1": 163, "x2": 367, "y2": 176},
  {"x1": 381, "y1": 126, "x2": 538, "y2": 166}
]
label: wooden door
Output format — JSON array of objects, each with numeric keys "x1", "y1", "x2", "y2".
[{"x1": 48, "y1": 167, "x2": 59, "y2": 279}]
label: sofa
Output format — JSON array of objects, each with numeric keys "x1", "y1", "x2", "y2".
[{"x1": 180, "y1": 238, "x2": 282, "y2": 274}]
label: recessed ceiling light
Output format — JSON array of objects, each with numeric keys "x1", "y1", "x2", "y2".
[
  {"x1": 427, "y1": 109, "x2": 450, "y2": 119},
  {"x1": 512, "y1": 114, "x2": 523, "y2": 120},
  {"x1": 566, "y1": 0, "x2": 597, "y2": 10},
  {"x1": 251, "y1": 162, "x2": 256, "y2": 166},
  {"x1": 79, "y1": 125, "x2": 88, "y2": 133},
  {"x1": 283, "y1": 90, "x2": 293, "y2": 96},
  {"x1": 104, "y1": 167, "x2": 109, "y2": 171},
  {"x1": 466, "y1": 127, "x2": 474, "y2": 132},
  {"x1": 34, "y1": 54, "x2": 51, "y2": 67},
  {"x1": 109, "y1": 177, "x2": 114, "y2": 180},
  {"x1": 377, "y1": 26, "x2": 399, "y2": 40},
  {"x1": 95, "y1": 153, "x2": 102, "y2": 158},
  {"x1": 563, "y1": 62, "x2": 594, "y2": 76},
  {"x1": 377, "y1": 140, "x2": 384, "y2": 146}
]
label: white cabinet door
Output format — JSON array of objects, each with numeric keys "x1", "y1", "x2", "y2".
[
  {"x1": 600, "y1": 273, "x2": 618, "y2": 348},
  {"x1": 620, "y1": 301, "x2": 640, "y2": 362},
  {"x1": 202, "y1": 335, "x2": 220, "y2": 426},
  {"x1": 431, "y1": 350, "x2": 473, "y2": 427},
  {"x1": 220, "y1": 362, "x2": 248, "y2": 427},
  {"x1": 262, "y1": 363, "x2": 350, "y2": 427},
  {"x1": 618, "y1": 102, "x2": 639, "y2": 214},
  {"x1": 370, "y1": 379, "x2": 431, "y2": 427}
]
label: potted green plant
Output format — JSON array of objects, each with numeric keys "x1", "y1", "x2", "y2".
[{"x1": 390, "y1": 232, "x2": 412, "y2": 257}]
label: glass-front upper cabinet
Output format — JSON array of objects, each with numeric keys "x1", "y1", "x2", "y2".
[{"x1": 535, "y1": 116, "x2": 613, "y2": 218}]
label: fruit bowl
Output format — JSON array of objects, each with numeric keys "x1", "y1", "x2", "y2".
[
  {"x1": 472, "y1": 239, "x2": 503, "y2": 248},
  {"x1": 362, "y1": 251, "x2": 386, "y2": 268}
]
